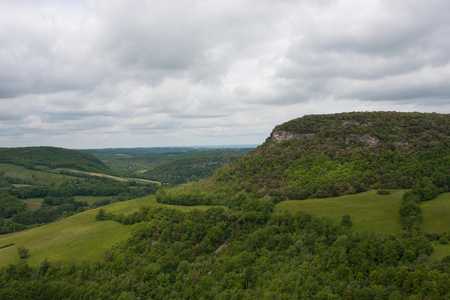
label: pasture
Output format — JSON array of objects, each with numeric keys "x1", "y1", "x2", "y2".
[
  {"x1": 0, "y1": 163, "x2": 79, "y2": 187},
  {"x1": 275, "y1": 190, "x2": 405, "y2": 235},
  {"x1": 421, "y1": 192, "x2": 450, "y2": 234},
  {"x1": 0, "y1": 195, "x2": 226, "y2": 267}
]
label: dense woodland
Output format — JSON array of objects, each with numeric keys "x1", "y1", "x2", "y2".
[
  {"x1": 0, "y1": 112, "x2": 449, "y2": 298},
  {"x1": 0, "y1": 206, "x2": 449, "y2": 299}
]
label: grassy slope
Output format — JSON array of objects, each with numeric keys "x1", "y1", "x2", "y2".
[
  {"x1": 421, "y1": 193, "x2": 450, "y2": 262},
  {"x1": 1, "y1": 191, "x2": 448, "y2": 267},
  {"x1": 275, "y1": 190, "x2": 405, "y2": 235},
  {"x1": 0, "y1": 163, "x2": 78, "y2": 187},
  {"x1": 0, "y1": 146, "x2": 109, "y2": 173},
  {"x1": 275, "y1": 190, "x2": 450, "y2": 260},
  {"x1": 21, "y1": 198, "x2": 43, "y2": 211},
  {"x1": 421, "y1": 193, "x2": 450, "y2": 234},
  {"x1": 0, "y1": 196, "x2": 226, "y2": 267}
]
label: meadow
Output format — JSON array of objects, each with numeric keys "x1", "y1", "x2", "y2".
[
  {"x1": 0, "y1": 195, "x2": 226, "y2": 267},
  {"x1": 421, "y1": 192, "x2": 450, "y2": 233},
  {"x1": 275, "y1": 189, "x2": 405, "y2": 235},
  {"x1": 275, "y1": 190, "x2": 450, "y2": 260},
  {"x1": 0, "y1": 163, "x2": 78, "y2": 187},
  {"x1": 2, "y1": 188, "x2": 449, "y2": 268}
]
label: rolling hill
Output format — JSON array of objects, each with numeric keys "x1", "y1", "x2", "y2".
[
  {"x1": 0, "y1": 195, "x2": 226, "y2": 267},
  {"x1": 0, "y1": 146, "x2": 110, "y2": 173}
]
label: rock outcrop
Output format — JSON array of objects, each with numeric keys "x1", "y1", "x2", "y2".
[
  {"x1": 346, "y1": 134, "x2": 380, "y2": 147},
  {"x1": 272, "y1": 131, "x2": 315, "y2": 143}
]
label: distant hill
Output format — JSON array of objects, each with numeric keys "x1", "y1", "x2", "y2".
[
  {"x1": 157, "y1": 111, "x2": 450, "y2": 205},
  {"x1": 144, "y1": 156, "x2": 239, "y2": 184},
  {"x1": 0, "y1": 146, "x2": 110, "y2": 173},
  {"x1": 84, "y1": 147, "x2": 252, "y2": 178}
]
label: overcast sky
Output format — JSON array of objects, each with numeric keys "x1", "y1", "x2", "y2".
[{"x1": 1, "y1": 0, "x2": 449, "y2": 149}]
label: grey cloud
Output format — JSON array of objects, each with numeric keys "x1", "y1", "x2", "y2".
[{"x1": 1, "y1": 0, "x2": 449, "y2": 148}]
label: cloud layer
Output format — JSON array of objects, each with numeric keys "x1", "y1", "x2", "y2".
[{"x1": 1, "y1": 0, "x2": 449, "y2": 148}]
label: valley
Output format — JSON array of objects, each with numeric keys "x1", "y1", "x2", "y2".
[{"x1": 0, "y1": 112, "x2": 449, "y2": 299}]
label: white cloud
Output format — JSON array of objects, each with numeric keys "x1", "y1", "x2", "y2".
[{"x1": 0, "y1": 0, "x2": 449, "y2": 148}]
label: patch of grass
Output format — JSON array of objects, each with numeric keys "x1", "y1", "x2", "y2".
[
  {"x1": 0, "y1": 163, "x2": 79, "y2": 187},
  {"x1": 0, "y1": 195, "x2": 226, "y2": 267},
  {"x1": 421, "y1": 193, "x2": 450, "y2": 234},
  {"x1": 275, "y1": 190, "x2": 405, "y2": 235},
  {"x1": 21, "y1": 198, "x2": 43, "y2": 211},
  {"x1": 431, "y1": 242, "x2": 450, "y2": 262},
  {"x1": 74, "y1": 196, "x2": 110, "y2": 206}
]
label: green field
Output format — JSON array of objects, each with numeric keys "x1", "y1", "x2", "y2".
[
  {"x1": 0, "y1": 163, "x2": 79, "y2": 186},
  {"x1": 0, "y1": 195, "x2": 227, "y2": 267},
  {"x1": 73, "y1": 195, "x2": 111, "y2": 206},
  {"x1": 21, "y1": 198, "x2": 43, "y2": 211},
  {"x1": 275, "y1": 190, "x2": 405, "y2": 235},
  {"x1": 421, "y1": 193, "x2": 450, "y2": 234}
]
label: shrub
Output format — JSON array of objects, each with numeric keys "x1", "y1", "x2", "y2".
[
  {"x1": 377, "y1": 189, "x2": 391, "y2": 195},
  {"x1": 439, "y1": 236, "x2": 449, "y2": 245},
  {"x1": 340, "y1": 215, "x2": 352, "y2": 228},
  {"x1": 17, "y1": 246, "x2": 29, "y2": 259}
]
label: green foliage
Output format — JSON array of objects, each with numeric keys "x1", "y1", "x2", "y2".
[
  {"x1": 1, "y1": 208, "x2": 449, "y2": 299},
  {"x1": 411, "y1": 178, "x2": 441, "y2": 201},
  {"x1": 0, "y1": 146, "x2": 110, "y2": 173},
  {"x1": 0, "y1": 190, "x2": 26, "y2": 218},
  {"x1": 17, "y1": 245, "x2": 29, "y2": 259},
  {"x1": 397, "y1": 181, "x2": 442, "y2": 234},
  {"x1": 340, "y1": 215, "x2": 352, "y2": 228},
  {"x1": 399, "y1": 191, "x2": 423, "y2": 232},
  {"x1": 439, "y1": 236, "x2": 449, "y2": 245},
  {"x1": 377, "y1": 189, "x2": 391, "y2": 195}
]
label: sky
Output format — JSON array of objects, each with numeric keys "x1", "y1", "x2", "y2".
[{"x1": 1, "y1": 0, "x2": 449, "y2": 149}]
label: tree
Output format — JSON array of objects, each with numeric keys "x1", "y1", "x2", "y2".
[
  {"x1": 17, "y1": 245, "x2": 29, "y2": 259},
  {"x1": 95, "y1": 209, "x2": 107, "y2": 221},
  {"x1": 340, "y1": 215, "x2": 352, "y2": 228}
]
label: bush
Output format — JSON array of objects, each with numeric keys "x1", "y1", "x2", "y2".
[
  {"x1": 439, "y1": 236, "x2": 449, "y2": 245},
  {"x1": 340, "y1": 215, "x2": 352, "y2": 228},
  {"x1": 377, "y1": 189, "x2": 391, "y2": 195},
  {"x1": 17, "y1": 246, "x2": 29, "y2": 259}
]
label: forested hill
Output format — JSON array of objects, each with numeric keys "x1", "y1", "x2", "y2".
[
  {"x1": 157, "y1": 111, "x2": 449, "y2": 205},
  {"x1": 0, "y1": 146, "x2": 110, "y2": 173}
]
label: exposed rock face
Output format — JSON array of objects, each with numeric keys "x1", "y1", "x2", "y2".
[
  {"x1": 346, "y1": 134, "x2": 380, "y2": 147},
  {"x1": 192, "y1": 161, "x2": 229, "y2": 168},
  {"x1": 394, "y1": 141, "x2": 409, "y2": 148},
  {"x1": 341, "y1": 120, "x2": 372, "y2": 127},
  {"x1": 272, "y1": 131, "x2": 315, "y2": 143}
]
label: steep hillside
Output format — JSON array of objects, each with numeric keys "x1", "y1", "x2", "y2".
[
  {"x1": 0, "y1": 147, "x2": 110, "y2": 173},
  {"x1": 157, "y1": 112, "x2": 449, "y2": 205}
]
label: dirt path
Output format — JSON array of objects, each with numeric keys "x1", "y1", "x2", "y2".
[{"x1": 67, "y1": 170, "x2": 161, "y2": 185}]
